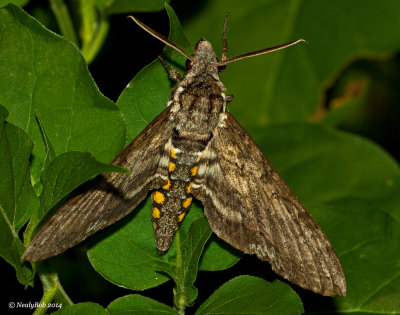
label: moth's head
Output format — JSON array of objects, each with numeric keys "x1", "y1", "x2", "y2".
[{"x1": 186, "y1": 38, "x2": 219, "y2": 75}]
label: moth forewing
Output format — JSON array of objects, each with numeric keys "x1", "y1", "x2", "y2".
[
  {"x1": 22, "y1": 106, "x2": 175, "y2": 262},
  {"x1": 23, "y1": 15, "x2": 345, "y2": 297}
]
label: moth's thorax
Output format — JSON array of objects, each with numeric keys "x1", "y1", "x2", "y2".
[{"x1": 170, "y1": 39, "x2": 227, "y2": 141}]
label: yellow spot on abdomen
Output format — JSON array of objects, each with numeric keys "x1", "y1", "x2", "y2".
[
  {"x1": 178, "y1": 212, "x2": 186, "y2": 222},
  {"x1": 191, "y1": 166, "x2": 198, "y2": 177},
  {"x1": 169, "y1": 162, "x2": 176, "y2": 172},
  {"x1": 186, "y1": 182, "x2": 192, "y2": 194},
  {"x1": 153, "y1": 191, "x2": 165, "y2": 204},
  {"x1": 182, "y1": 197, "x2": 193, "y2": 209},
  {"x1": 162, "y1": 180, "x2": 171, "y2": 190},
  {"x1": 152, "y1": 207, "x2": 160, "y2": 219},
  {"x1": 170, "y1": 148, "x2": 176, "y2": 159}
]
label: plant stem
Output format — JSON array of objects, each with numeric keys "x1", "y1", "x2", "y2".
[
  {"x1": 82, "y1": 14, "x2": 109, "y2": 64},
  {"x1": 173, "y1": 232, "x2": 186, "y2": 314},
  {"x1": 79, "y1": 0, "x2": 109, "y2": 64},
  {"x1": 49, "y1": 0, "x2": 78, "y2": 45},
  {"x1": 33, "y1": 265, "x2": 73, "y2": 315}
]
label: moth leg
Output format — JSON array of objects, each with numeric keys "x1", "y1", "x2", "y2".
[
  {"x1": 159, "y1": 56, "x2": 182, "y2": 82},
  {"x1": 226, "y1": 95, "x2": 234, "y2": 103}
]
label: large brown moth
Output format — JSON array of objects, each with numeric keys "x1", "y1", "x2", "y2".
[{"x1": 23, "y1": 15, "x2": 346, "y2": 297}]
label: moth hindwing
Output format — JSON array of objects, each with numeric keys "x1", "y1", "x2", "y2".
[{"x1": 23, "y1": 15, "x2": 346, "y2": 297}]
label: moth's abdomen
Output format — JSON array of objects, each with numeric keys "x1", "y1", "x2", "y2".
[{"x1": 152, "y1": 142, "x2": 201, "y2": 253}]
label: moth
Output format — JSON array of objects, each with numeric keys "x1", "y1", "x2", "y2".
[{"x1": 23, "y1": 15, "x2": 346, "y2": 297}]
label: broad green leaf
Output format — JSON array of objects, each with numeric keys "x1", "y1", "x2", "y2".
[
  {"x1": 117, "y1": 3, "x2": 192, "y2": 144},
  {"x1": 195, "y1": 276, "x2": 303, "y2": 315},
  {"x1": 87, "y1": 198, "x2": 205, "y2": 290},
  {"x1": 107, "y1": 294, "x2": 178, "y2": 314},
  {"x1": 198, "y1": 235, "x2": 242, "y2": 271},
  {"x1": 0, "y1": 4, "x2": 125, "y2": 183},
  {"x1": 182, "y1": 1, "x2": 400, "y2": 126},
  {"x1": 170, "y1": 217, "x2": 212, "y2": 306},
  {"x1": 0, "y1": 121, "x2": 38, "y2": 285},
  {"x1": 105, "y1": 0, "x2": 170, "y2": 14},
  {"x1": 53, "y1": 302, "x2": 108, "y2": 315},
  {"x1": 0, "y1": 0, "x2": 29, "y2": 7},
  {"x1": 118, "y1": 60, "x2": 171, "y2": 143}
]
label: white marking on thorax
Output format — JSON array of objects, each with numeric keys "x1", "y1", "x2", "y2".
[
  {"x1": 218, "y1": 112, "x2": 227, "y2": 127},
  {"x1": 171, "y1": 86, "x2": 184, "y2": 113}
]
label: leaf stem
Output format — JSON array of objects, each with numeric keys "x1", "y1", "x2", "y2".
[
  {"x1": 79, "y1": 1, "x2": 109, "y2": 64},
  {"x1": 49, "y1": 0, "x2": 78, "y2": 45},
  {"x1": 83, "y1": 14, "x2": 109, "y2": 64},
  {"x1": 33, "y1": 265, "x2": 73, "y2": 315},
  {"x1": 173, "y1": 232, "x2": 186, "y2": 314}
]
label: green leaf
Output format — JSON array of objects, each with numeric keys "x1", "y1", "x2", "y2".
[
  {"x1": 195, "y1": 276, "x2": 304, "y2": 315},
  {"x1": 182, "y1": 1, "x2": 400, "y2": 126},
  {"x1": 53, "y1": 302, "x2": 108, "y2": 315},
  {"x1": 118, "y1": 60, "x2": 171, "y2": 144},
  {"x1": 170, "y1": 217, "x2": 212, "y2": 307},
  {"x1": 0, "y1": 121, "x2": 39, "y2": 285},
  {"x1": 87, "y1": 199, "x2": 204, "y2": 290},
  {"x1": 198, "y1": 235, "x2": 242, "y2": 272},
  {"x1": 0, "y1": 0, "x2": 29, "y2": 7},
  {"x1": 117, "y1": 2, "x2": 191, "y2": 144},
  {"x1": 105, "y1": 0, "x2": 171, "y2": 15},
  {"x1": 107, "y1": 294, "x2": 178, "y2": 314},
  {"x1": 0, "y1": 4, "x2": 126, "y2": 183}
]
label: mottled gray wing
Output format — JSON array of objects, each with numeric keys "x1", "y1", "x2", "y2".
[
  {"x1": 191, "y1": 113, "x2": 346, "y2": 296},
  {"x1": 23, "y1": 106, "x2": 174, "y2": 262}
]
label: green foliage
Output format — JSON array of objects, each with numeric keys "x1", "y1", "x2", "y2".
[
  {"x1": 0, "y1": 108, "x2": 38, "y2": 286},
  {"x1": 53, "y1": 302, "x2": 108, "y2": 314},
  {"x1": 183, "y1": 0, "x2": 400, "y2": 127},
  {"x1": 1, "y1": 1, "x2": 400, "y2": 314},
  {"x1": 0, "y1": 4, "x2": 126, "y2": 185},
  {"x1": 195, "y1": 276, "x2": 303, "y2": 315}
]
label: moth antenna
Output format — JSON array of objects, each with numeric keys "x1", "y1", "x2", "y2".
[
  {"x1": 128, "y1": 16, "x2": 194, "y2": 62},
  {"x1": 216, "y1": 38, "x2": 307, "y2": 66},
  {"x1": 221, "y1": 13, "x2": 229, "y2": 61}
]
